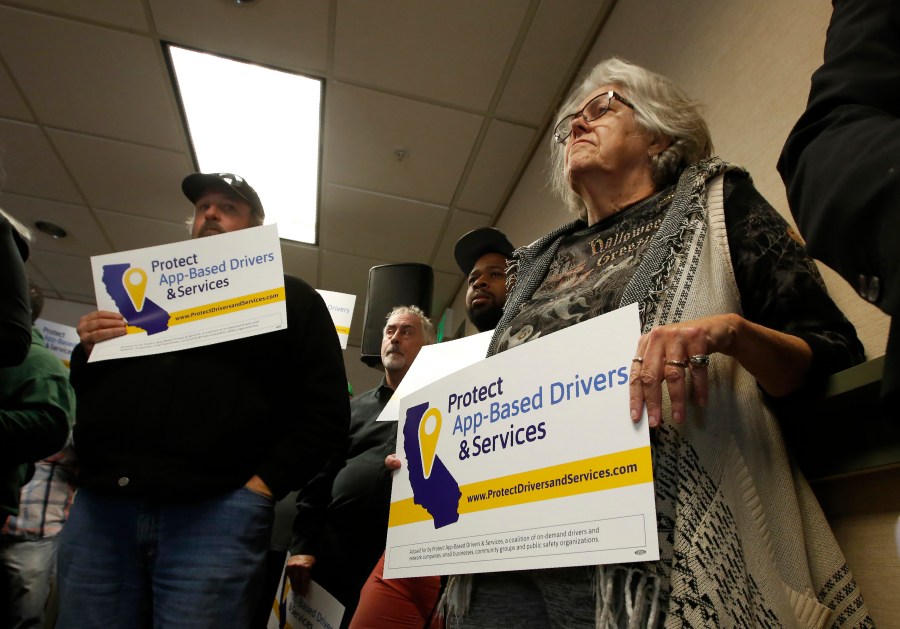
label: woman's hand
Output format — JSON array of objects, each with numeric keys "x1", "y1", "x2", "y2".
[
  {"x1": 629, "y1": 314, "x2": 736, "y2": 427},
  {"x1": 628, "y1": 313, "x2": 813, "y2": 427}
]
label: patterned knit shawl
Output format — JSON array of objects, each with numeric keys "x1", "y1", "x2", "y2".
[{"x1": 443, "y1": 159, "x2": 872, "y2": 628}]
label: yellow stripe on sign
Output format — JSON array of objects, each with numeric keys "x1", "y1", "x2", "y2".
[
  {"x1": 388, "y1": 446, "x2": 652, "y2": 527},
  {"x1": 335, "y1": 326, "x2": 350, "y2": 335},
  {"x1": 123, "y1": 288, "x2": 285, "y2": 333},
  {"x1": 167, "y1": 287, "x2": 285, "y2": 326}
]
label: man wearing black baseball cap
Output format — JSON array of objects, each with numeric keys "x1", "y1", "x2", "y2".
[
  {"x1": 182, "y1": 172, "x2": 266, "y2": 236},
  {"x1": 454, "y1": 227, "x2": 514, "y2": 332},
  {"x1": 58, "y1": 173, "x2": 349, "y2": 628}
]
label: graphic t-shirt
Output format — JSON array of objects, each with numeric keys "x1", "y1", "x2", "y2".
[{"x1": 497, "y1": 188, "x2": 673, "y2": 353}]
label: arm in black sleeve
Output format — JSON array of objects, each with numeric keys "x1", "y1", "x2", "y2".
[
  {"x1": 291, "y1": 447, "x2": 347, "y2": 557},
  {"x1": 0, "y1": 216, "x2": 31, "y2": 367},
  {"x1": 723, "y1": 173, "x2": 865, "y2": 385},
  {"x1": 255, "y1": 276, "x2": 351, "y2": 500},
  {"x1": 777, "y1": 0, "x2": 900, "y2": 318}
]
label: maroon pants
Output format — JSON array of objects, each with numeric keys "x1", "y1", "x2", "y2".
[{"x1": 349, "y1": 554, "x2": 442, "y2": 629}]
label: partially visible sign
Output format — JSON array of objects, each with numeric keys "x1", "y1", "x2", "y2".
[
  {"x1": 316, "y1": 289, "x2": 356, "y2": 349},
  {"x1": 267, "y1": 554, "x2": 345, "y2": 629},
  {"x1": 35, "y1": 318, "x2": 79, "y2": 368},
  {"x1": 376, "y1": 331, "x2": 492, "y2": 422}
]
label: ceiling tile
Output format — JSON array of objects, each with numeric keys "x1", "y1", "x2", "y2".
[
  {"x1": 8, "y1": 0, "x2": 149, "y2": 30},
  {"x1": 93, "y1": 208, "x2": 190, "y2": 252},
  {"x1": 334, "y1": 0, "x2": 529, "y2": 110},
  {"x1": 0, "y1": 193, "x2": 112, "y2": 257},
  {"x1": 48, "y1": 129, "x2": 194, "y2": 222},
  {"x1": 495, "y1": 0, "x2": 608, "y2": 125},
  {"x1": 320, "y1": 184, "x2": 447, "y2": 264},
  {"x1": 0, "y1": 119, "x2": 81, "y2": 203},
  {"x1": 457, "y1": 120, "x2": 535, "y2": 215},
  {"x1": 0, "y1": 6, "x2": 183, "y2": 148},
  {"x1": 281, "y1": 240, "x2": 319, "y2": 287},
  {"x1": 28, "y1": 250, "x2": 95, "y2": 297},
  {"x1": 59, "y1": 292, "x2": 96, "y2": 305},
  {"x1": 0, "y1": 64, "x2": 31, "y2": 120},
  {"x1": 431, "y1": 210, "x2": 493, "y2": 274},
  {"x1": 0, "y1": 0, "x2": 600, "y2": 311},
  {"x1": 23, "y1": 261, "x2": 57, "y2": 296},
  {"x1": 324, "y1": 83, "x2": 482, "y2": 204},
  {"x1": 151, "y1": 0, "x2": 330, "y2": 74},
  {"x1": 41, "y1": 297, "x2": 96, "y2": 327},
  {"x1": 319, "y1": 249, "x2": 387, "y2": 300}
]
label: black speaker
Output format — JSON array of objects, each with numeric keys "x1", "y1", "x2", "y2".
[{"x1": 360, "y1": 263, "x2": 434, "y2": 367}]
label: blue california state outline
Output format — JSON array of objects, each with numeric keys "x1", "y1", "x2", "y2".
[
  {"x1": 102, "y1": 263, "x2": 170, "y2": 335},
  {"x1": 403, "y1": 401, "x2": 461, "y2": 528}
]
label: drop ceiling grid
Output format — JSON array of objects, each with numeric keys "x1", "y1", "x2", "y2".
[
  {"x1": 0, "y1": 0, "x2": 611, "y2": 316},
  {"x1": 0, "y1": 5, "x2": 183, "y2": 149}
]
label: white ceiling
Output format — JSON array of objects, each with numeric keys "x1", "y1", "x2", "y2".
[{"x1": 0, "y1": 0, "x2": 613, "y2": 347}]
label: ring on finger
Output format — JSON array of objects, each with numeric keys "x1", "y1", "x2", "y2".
[
  {"x1": 665, "y1": 359, "x2": 688, "y2": 368},
  {"x1": 632, "y1": 356, "x2": 644, "y2": 364},
  {"x1": 689, "y1": 354, "x2": 711, "y2": 366}
]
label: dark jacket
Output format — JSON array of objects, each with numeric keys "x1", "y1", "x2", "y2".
[
  {"x1": 69, "y1": 275, "x2": 350, "y2": 502},
  {"x1": 292, "y1": 380, "x2": 396, "y2": 622},
  {"x1": 778, "y1": 0, "x2": 900, "y2": 405}
]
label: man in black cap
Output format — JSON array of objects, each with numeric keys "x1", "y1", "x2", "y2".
[
  {"x1": 57, "y1": 173, "x2": 349, "y2": 628},
  {"x1": 454, "y1": 227, "x2": 515, "y2": 333},
  {"x1": 182, "y1": 171, "x2": 266, "y2": 237}
]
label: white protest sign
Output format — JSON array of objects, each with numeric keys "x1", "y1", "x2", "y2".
[
  {"x1": 316, "y1": 289, "x2": 356, "y2": 349},
  {"x1": 35, "y1": 318, "x2": 79, "y2": 367},
  {"x1": 88, "y1": 224, "x2": 285, "y2": 362},
  {"x1": 376, "y1": 331, "x2": 492, "y2": 422},
  {"x1": 384, "y1": 303, "x2": 657, "y2": 578},
  {"x1": 267, "y1": 557, "x2": 345, "y2": 629}
]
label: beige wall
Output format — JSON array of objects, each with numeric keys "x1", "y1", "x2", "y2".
[
  {"x1": 343, "y1": 344, "x2": 384, "y2": 395},
  {"x1": 455, "y1": 0, "x2": 897, "y2": 624}
]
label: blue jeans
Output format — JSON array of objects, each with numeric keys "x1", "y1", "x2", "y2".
[
  {"x1": 0, "y1": 536, "x2": 58, "y2": 629},
  {"x1": 56, "y1": 487, "x2": 274, "y2": 628}
]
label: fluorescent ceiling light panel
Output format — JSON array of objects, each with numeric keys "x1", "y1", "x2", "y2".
[{"x1": 169, "y1": 45, "x2": 321, "y2": 244}]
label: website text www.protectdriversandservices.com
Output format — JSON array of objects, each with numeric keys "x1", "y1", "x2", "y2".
[{"x1": 467, "y1": 462, "x2": 640, "y2": 504}]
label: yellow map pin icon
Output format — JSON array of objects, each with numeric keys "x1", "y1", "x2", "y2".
[
  {"x1": 123, "y1": 267, "x2": 148, "y2": 312},
  {"x1": 419, "y1": 408, "x2": 442, "y2": 479}
]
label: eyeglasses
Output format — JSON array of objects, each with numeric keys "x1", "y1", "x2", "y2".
[{"x1": 552, "y1": 91, "x2": 636, "y2": 144}]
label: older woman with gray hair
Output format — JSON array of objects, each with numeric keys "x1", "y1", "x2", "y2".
[{"x1": 441, "y1": 58, "x2": 871, "y2": 627}]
